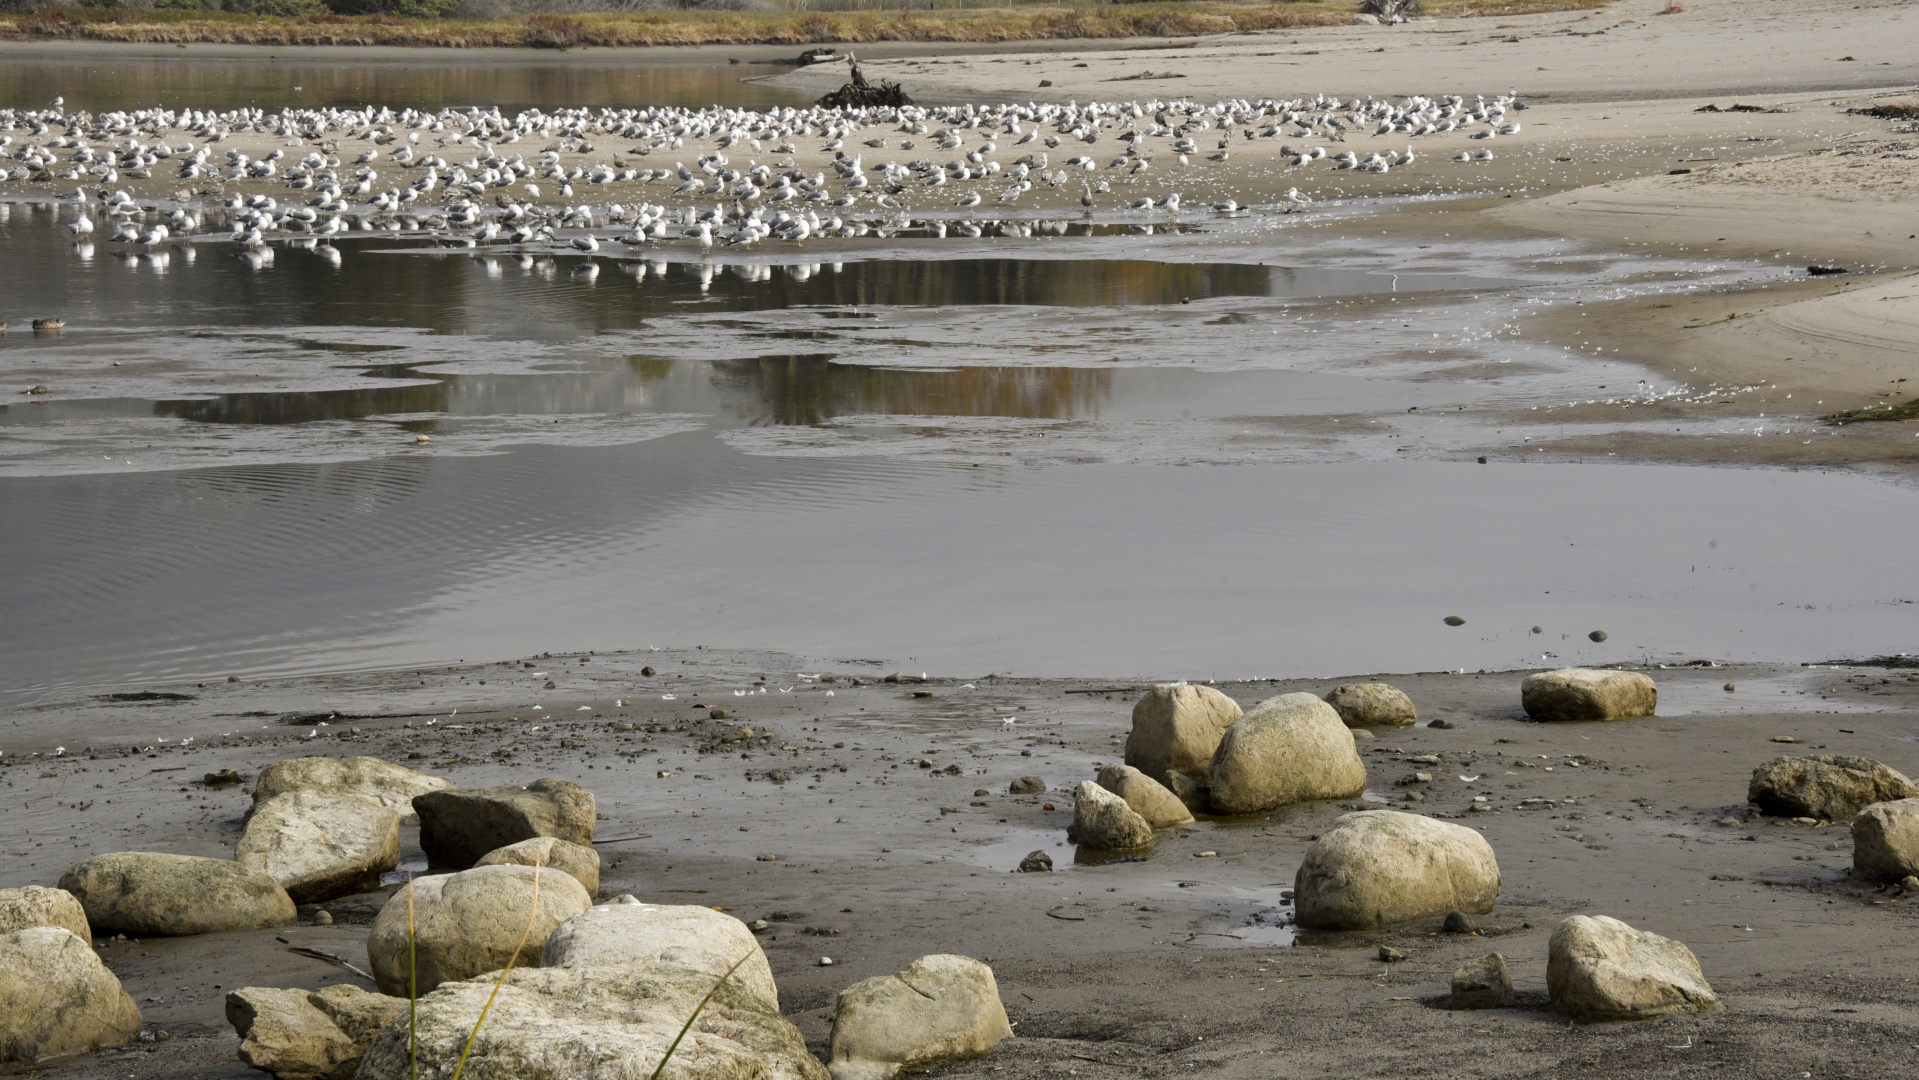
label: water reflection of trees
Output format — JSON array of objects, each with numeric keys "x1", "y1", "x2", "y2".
[
  {"x1": 154, "y1": 381, "x2": 447, "y2": 425},
  {"x1": 0, "y1": 60, "x2": 806, "y2": 113},
  {"x1": 712, "y1": 353, "x2": 1113, "y2": 427}
]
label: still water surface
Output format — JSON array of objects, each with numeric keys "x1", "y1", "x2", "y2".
[{"x1": 1, "y1": 62, "x2": 1913, "y2": 705}]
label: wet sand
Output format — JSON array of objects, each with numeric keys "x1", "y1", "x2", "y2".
[{"x1": 6, "y1": 649, "x2": 1919, "y2": 1078}]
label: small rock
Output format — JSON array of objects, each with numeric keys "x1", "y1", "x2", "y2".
[
  {"x1": 1771, "y1": 736, "x2": 1799, "y2": 744},
  {"x1": 201, "y1": 769, "x2": 246, "y2": 788},
  {"x1": 1194, "y1": 850, "x2": 1218, "y2": 858},
  {"x1": 1723, "y1": 683, "x2": 1736, "y2": 692},
  {"x1": 641, "y1": 665, "x2": 656, "y2": 676},
  {"x1": 312, "y1": 910, "x2": 333, "y2": 926},
  {"x1": 1443, "y1": 615, "x2": 1466, "y2": 626},
  {"x1": 820, "y1": 956, "x2": 836, "y2": 966},
  {"x1": 1588, "y1": 630, "x2": 1609, "y2": 643},
  {"x1": 1901, "y1": 875, "x2": 1919, "y2": 894},
  {"x1": 1428, "y1": 718, "x2": 1453, "y2": 730},
  {"x1": 749, "y1": 919, "x2": 771, "y2": 932},
  {"x1": 1008, "y1": 776, "x2": 1046, "y2": 795},
  {"x1": 1017, "y1": 850, "x2": 1053, "y2": 873},
  {"x1": 1442, "y1": 910, "x2": 1476, "y2": 934},
  {"x1": 973, "y1": 789, "x2": 989, "y2": 797},
  {"x1": 1451, "y1": 953, "x2": 1514, "y2": 1009},
  {"x1": 710, "y1": 708, "x2": 729, "y2": 720},
  {"x1": 1377, "y1": 946, "x2": 1404, "y2": 962},
  {"x1": 1351, "y1": 728, "x2": 1375, "y2": 741}
]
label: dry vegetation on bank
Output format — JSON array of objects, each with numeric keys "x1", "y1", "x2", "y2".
[{"x1": 0, "y1": 0, "x2": 1609, "y2": 49}]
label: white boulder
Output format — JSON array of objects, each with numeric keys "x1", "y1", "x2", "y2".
[
  {"x1": 543, "y1": 896, "x2": 778, "y2": 1011},
  {"x1": 0, "y1": 927, "x2": 142, "y2": 1065},
  {"x1": 236, "y1": 791, "x2": 402, "y2": 904},
  {"x1": 1066, "y1": 781, "x2": 1154, "y2": 851},
  {"x1": 1851, "y1": 797, "x2": 1919, "y2": 882},
  {"x1": 0, "y1": 885, "x2": 90, "y2": 939},
  {"x1": 1208, "y1": 693, "x2": 1366, "y2": 814},
  {"x1": 477, "y1": 836, "x2": 601, "y2": 897},
  {"x1": 1294, "y1": 810, "x2": 1501, "y2": 930},
  {"x1": 1547, "y1": 915, "x2": 1722, "y2": 1020},
  {"x1": 828, "y1": 954, "x2": 1012, "y2": 1080},
  {"x1": 366, "y1": 864, "x2": 592, "y2": 997},
  {"x1": 1124, "y1": 683, "x2": 1242, "y2": 787},
  {"x1": 1521, "y1": 668, "x2": 1656, "y2": 722}
]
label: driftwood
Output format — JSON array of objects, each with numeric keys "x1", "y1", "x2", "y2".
[{"x1": 818, "y1": 62, "x2": 913, "y2": 109}]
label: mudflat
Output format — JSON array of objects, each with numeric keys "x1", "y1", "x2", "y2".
[{"x1": 5, "y1": 649, "x2": 1917, "y2": 1078}]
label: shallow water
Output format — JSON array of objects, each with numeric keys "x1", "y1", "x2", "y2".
[
  {"x1": 0, "y1": 73, "x2": 1912, "y2": 708},
  {"x1": 0, "y1": 51, "x2": 811, "y2": 113},
  {"x1": 5, "y1": 441, "x2": 1919, "y2": 708}
]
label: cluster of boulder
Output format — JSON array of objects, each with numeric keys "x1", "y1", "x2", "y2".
[
  {"x1": 2, "y1": 753, "x2": 1017, "y2": 1079},
  {"x1": 1749, "y1": 753, "x2": 1919, "y2": 885},
  {"x1": 1072, "y1": 667, "x2": 1662, "y2": 852}
]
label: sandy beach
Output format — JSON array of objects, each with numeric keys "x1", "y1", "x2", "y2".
[{"x1": 4, "y1": 0, "x2": 1919, "y2": 1075}]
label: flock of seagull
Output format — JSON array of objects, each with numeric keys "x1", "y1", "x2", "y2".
[{"x1": 0, "y1": 91, "x2": 1529, "y2": 255}]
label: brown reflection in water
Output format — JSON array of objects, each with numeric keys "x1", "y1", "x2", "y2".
[
  {"x1": 154, "y1": 380, "x2": 448, "y2": 425},
  {"x1": 0, "y1": 58, "x2": 807, "y2": 113},
  {"x1": 784, "y1": 259, "x2": 1272, "y2": 309},
  {"x1": 712, "y1": 353, "x2": 1113, "y2": 427}
]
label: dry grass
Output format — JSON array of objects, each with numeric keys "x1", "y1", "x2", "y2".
[{"x1": 0, "y1": 0, "x2": 1609, "y2": 49}]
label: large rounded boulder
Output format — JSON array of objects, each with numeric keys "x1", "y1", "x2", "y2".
[
  {"x1": 236, "y1": 791, "x2": 403, "y2": 904},
  {"x1": 1851, "y1": 798, "x2": 1919, "y2": 882},
  {"x1": 0, "y1": 885, "x2": 90, "y2": 939},
  {"x1": 251, "y1": 756, "x2": 454, "y2": 823},
  {"x1": 58, "y1": 853, "x2": 296, "y2": 937},
  {"x1": 1208, "y1": 693, "x2": 1366, "y2": 814},
  {"x1": 1750, "y1": 755, "x2": 1917, "y2": 821},
  {"x1": 828, "y1": 954, "x2": 1012, "y2": 1080},
  {"x1": 0, "y1": 927, "x2": 143, "y2": 1065},
  {"x1": 1124, "y1": 683, "x2": 1242, "y2": 787},
  {"x1": 477, "y1": 836, "x2": 602, "y2": 897},
  {"x1": 1547, "y1": 915, "x2": 1722, "y2": 1020},
  {"x1": 542, "y1": 896, "x2": 778, "y2": 1011},
  {"x1": 1294, "y1": 810, "x2": 1500, "y2": 930},
  {"x1": 366, "y1": 864, "x2": 592, "y2": 997},
  {"x1": 1325, "y1": 682, "x2": 1417, "y2": 728},
  {"x1": 1520, "y1": 668, "x2": 1656, "y2": 722}
]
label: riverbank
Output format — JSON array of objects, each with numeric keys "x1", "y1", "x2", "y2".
[
  {"x1": 0, "y1": 0, "x2": 1607, "y2": 50},
  {"x1": 5, "y1": 649, "x2": 1918, "y2": 1078}
]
